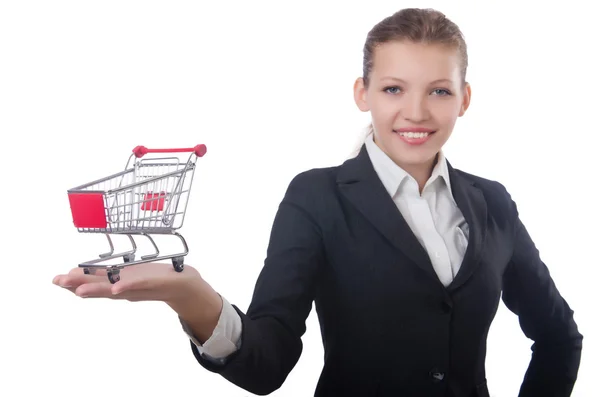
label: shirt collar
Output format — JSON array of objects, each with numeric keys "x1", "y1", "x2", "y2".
[{"x1": 364, "y1": 132, "x2": 453, "y2": 198}]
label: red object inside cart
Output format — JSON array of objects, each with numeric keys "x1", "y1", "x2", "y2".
[
  {"x1": 68, "y1": 192, "x2": 107, "y2": 228},
  {"x1": 142, "y1": 192, "x2": 166, "y2": 211}
]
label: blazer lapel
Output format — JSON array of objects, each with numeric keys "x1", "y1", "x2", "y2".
[
  {"x1": 445, "y1": 162, "x2": 488, "y2": 292},
  {"x1": 337, "y1": 145, "x2": 489, "y2": 290},
  {"x1": 337, "y1": 145, "x2": 438, "y2": 280}
]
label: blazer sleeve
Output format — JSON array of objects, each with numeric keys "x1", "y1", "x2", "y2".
[
  {"x1": 500, "y1": 185, "x2": 583, "y2": 397},
  {"x1": 190, "y1": 172, "x2": 325, "y2": 395}
]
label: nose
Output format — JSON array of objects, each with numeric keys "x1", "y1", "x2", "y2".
[{"x1": 401, "y1": 94, "x2": 429, "y2": 122}]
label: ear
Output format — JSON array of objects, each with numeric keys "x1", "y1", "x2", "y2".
[
  {"x1": 458, "y1": 82, "x2": 471, "y2": 117},
  {"x1": 353, "y1": 77, "x2": 370, "y2": 112}
]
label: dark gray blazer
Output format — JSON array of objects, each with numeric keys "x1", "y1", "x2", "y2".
[{"x1": 190, "y1": 145, "x2": 583, "y2": 397}]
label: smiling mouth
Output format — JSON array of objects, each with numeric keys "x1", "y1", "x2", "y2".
[{"x1": 393, "y1": 130, "x2": 437, "y2": 139}]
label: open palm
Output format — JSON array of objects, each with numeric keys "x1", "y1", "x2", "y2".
[{"x1": 52, "y1": 262, "x2": 200, "y2": 303}]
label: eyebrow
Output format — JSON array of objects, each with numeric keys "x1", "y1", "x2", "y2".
[{"x1": 380, "y1": 77, "x2": 454, "y2": 85}]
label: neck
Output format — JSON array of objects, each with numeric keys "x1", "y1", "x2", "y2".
[
  {"x1": 370, "y1": 134, "x2": 439, "y2": 194},
  {"x1": 397, "y1": 154, "x2": 438, "y2": 194}
]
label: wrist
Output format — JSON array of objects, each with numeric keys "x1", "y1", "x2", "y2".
[{"x1": 167, "y1": 274, "x2": 223, "y2": 343}]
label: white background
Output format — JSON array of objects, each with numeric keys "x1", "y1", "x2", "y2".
[{"x1": 1, "y1": 1, "x2": 597, "y2": 396}]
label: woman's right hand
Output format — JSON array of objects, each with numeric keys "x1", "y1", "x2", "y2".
[{"x1": 52, "y1": 262, "x2": 223, "y2": 343}]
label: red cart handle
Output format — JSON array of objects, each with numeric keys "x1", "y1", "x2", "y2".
[{"x1": 132, "y1": 144, "x2": 207, "y2": 158}]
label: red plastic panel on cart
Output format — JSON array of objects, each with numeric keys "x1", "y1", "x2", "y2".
[
  {"x1": 68, "y1": 192, "x2": 108, "y2": 228},
  {"x1": 141, "y1": 192, "x2": 166, "y2": 211}
]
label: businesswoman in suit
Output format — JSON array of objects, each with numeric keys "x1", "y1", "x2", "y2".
[{"x1": 53, "y1": 7, "x2": 582, "y2": 397}]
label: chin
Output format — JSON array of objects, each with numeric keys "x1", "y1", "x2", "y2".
[
  {"x1": 386, "y1": 141, "x2": 440, "y2": 167},
  {"x1": 394, "y1": 151, "x2": 439, "y2": 167}
]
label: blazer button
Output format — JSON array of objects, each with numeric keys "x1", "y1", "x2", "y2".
[
  {"x1": 430, "y1": 368, "x2": 445, "y2": 383},
  {"x1": 440, "y1": 301, "x2": 452, "y2": 314}
]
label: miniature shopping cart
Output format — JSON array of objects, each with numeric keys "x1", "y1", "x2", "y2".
[{"x1": 67, "y1": 144, "x2": 207, "y2": 283}]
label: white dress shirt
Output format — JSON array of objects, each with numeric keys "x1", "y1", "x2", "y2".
[{"x1": 181, "y1": 133, "x2": 469, "y2": 362}]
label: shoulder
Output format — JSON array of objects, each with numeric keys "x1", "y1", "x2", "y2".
[
  {"x1": 451, "y1": 167, "x2": 517, "y2": 218},
  {"x1": 283, "y1": 165, "x2": 340, "y2": 204},
  {"x1": 270, "y1": 165, "x2": 342, "y2": 228},
  {"x1": 452, "y1": 167, "x2": 507, "y2": 194},
  {"x1": 288, "y1": 165, "x2": 339, "y2": 189}
]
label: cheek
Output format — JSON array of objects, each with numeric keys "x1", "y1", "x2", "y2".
[
  {"x1": 438, "y1": 114, "x2": 458, "y2": 127},
  {"x1": 370, "y1": 98, "x2": 396, "y2": 121},
  {"x1": 431, "y1": 103, "x2": 461, "y2": 127}
]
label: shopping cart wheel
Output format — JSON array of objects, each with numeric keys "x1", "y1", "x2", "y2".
[
  {"x1": 107, "y1": 269, "x2": 121, "y2": 284},
  {"x1": 172, "y1": 257, "x2": 184, "y2": 272}
]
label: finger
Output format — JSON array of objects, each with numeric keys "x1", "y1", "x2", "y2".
[
  {"x1": 54, "y1": 273, "x2": 108, "y2": 290},
  {"x1": 77, "y1": 282, "x2": 160, "y2": 302},
  {"x1": 75, "y1": 281, "x2": 118, "y2": 298},
  {"x1": 110, "y1": 277, "x2": 157, "y2": 295},
  {"x1": 68, "y1": 273, "x2": 109, "y2": 285},
  {"x1": 68, "y1": 267, "x2": 108, "y2": 276},
  {"x1": 55, "y1": 269, "x2": 113, "y2": 287},
  {"x1": 53, "y1": 275, "x2": 77, "y2": 288},
  {"x1": 54, "y1": 282, "x2": 94, "y2": 298},
  {"x1": 53, "y1": 267, "x2": 107, "y2": 285},
  {"x1": 55, "y1": 285, "x2": 79, "y2": 296},
  {"x1": 68, "y1": 267, "x2": 84, "y2": 276}
]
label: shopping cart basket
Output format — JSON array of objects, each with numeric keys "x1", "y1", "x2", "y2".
[{"x1": 67, "y1": 144, "x2": 207, "y2": 283}]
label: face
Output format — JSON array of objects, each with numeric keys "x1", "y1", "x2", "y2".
[{"x1": 354, "y1": 40, "x2": 471, "y2": 173}]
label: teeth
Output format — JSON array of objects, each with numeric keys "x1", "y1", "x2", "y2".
[{"x1": 397, "y1": 131, "x2": 431, "y2": 139}]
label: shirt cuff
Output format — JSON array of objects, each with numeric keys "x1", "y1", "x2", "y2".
[{"x1": 179, "y1": 295, "x2": 242, "y2": 360}]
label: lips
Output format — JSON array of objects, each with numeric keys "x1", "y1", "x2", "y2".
[{"x1": 393, "y1": 127, "x2": 436, "y2": 133}]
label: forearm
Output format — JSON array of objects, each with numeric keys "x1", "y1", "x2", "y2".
[
  {"x1": 183, "y1": 179, "x2": 322, "y2": 394},
  {"x1": 501, "y1": 189, "x2": 584, "y2": 396},
  {"x1": 166, "y1": 276, "x2": 223, "y2": 344},
  {"x1": 519, "y1": 337, "x2": 582, "y2": 397}
]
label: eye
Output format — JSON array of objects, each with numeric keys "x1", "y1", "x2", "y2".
[
  {"x1": 384, "y1": 86, "x2": 402, "y2": 95},
  {"x1": 432, "y1": 88, "x2": 452, "y2": 96}
]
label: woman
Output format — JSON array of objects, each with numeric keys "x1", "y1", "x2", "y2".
[{"x1": 53, "y1": 8, "x2": 582, "y2": 397}]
